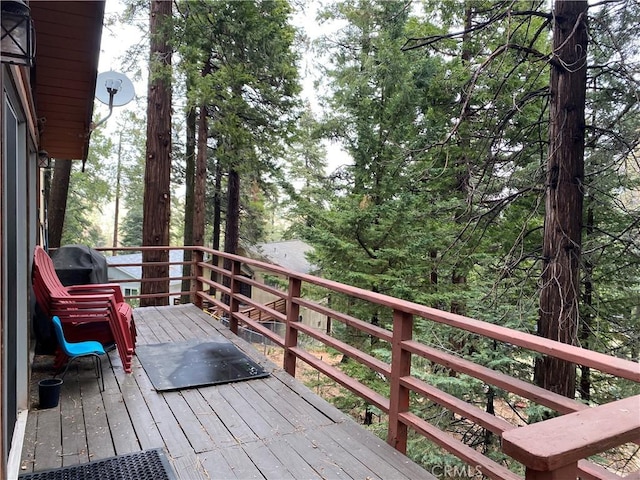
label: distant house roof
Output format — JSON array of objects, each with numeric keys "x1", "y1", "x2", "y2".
[
  {"x1": 249, "y1": 240, "x2": 315, "y2": 274},
  {"x1": 106, "y1": 250, "x2": 185, "y2": 283}
]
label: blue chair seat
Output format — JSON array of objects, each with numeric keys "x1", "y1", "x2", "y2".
[{"x1": 64, "y1": 339, "x2": 105, "y2": 357}]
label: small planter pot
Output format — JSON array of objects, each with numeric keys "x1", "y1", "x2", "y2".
[{"x1": 38, "y1": 378, "x2": 63, "y2": 409}]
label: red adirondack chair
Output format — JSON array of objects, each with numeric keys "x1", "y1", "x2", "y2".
[{"x1": 32, "y1": 245, "x2": 136, "y2": 373}]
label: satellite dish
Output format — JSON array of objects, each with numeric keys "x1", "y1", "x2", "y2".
[
  {"x1": 95, "y1": 71, "x2": 135, "y2": 107},
  {"x1": 89, "y1": 71, "x2": 136, "y2": 171}
]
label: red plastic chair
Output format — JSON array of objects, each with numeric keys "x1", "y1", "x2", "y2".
[{"x1": 32, "y1": 245, "x2": 136, "y2": 373}]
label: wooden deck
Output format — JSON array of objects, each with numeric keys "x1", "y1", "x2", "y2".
[{"x1": 20, "y1": 304, "x2": 434, "y2": 479}]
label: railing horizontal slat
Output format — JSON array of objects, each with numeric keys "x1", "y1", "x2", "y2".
[
  {"x1": 234, "y1": 293, "x2": 286, "y2": 323},
  {"x1": 196, "y1": 260, "x2": 227, "y2": 277},
  {"x1": 290, "y1": 346, "x2": 390, "y2": 413},
  {"x1": 196, "y1": 277, "x2": 229, "y2": 296},
  {"x1": 400, "y1": 376, "x2": 515, "y2": 435},
  {"x1": 576, "y1": 460, "x2": 625, "y2": 480},
  {"x1": 292, "y1": 321, "x2": 392, "y2": 378},
  {"x1": 403, "y1": 340, "x2": 588, "y2": 415},
  {"x1": 233, "y1": 311, "x2": 285, "y2": 347},
  {"x1": 295, "y1": 297, "x2": 393, "y2": 343},
  {"x1": 240, "y1": 276, "x2": 287, "y2": 299},
  {"x1": 400, "y1": 411, "x2": 522, "y2": 480}
]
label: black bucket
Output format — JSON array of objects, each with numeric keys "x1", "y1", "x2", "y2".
[{"x1": 38, "y1": 378, "x2": 63, "y2": 409}]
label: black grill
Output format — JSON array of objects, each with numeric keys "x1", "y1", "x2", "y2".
[{"x1": 19, "y1": 448, "x2": 176, "y2": 480}]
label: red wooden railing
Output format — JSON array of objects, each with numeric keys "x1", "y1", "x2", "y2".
[{"x1": 97, "y1": 246, "x2": 640, "y2": 480}]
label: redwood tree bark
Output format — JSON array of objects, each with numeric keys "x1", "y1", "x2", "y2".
[
  {"x1": 209, "y1": 159, "x2": 222, "y2": 296},
  {"x1": 224, "y1": 168, "x2": 240, "y2": 257},
  {"x1": 141, "y1": 0, "x2": 172, "y2": 307},
  {"x1": 535, "y1": 0, "x2": 588, "y2": 398},
  {"x1": 192, "y1": 60, "x2": 212, "y2": 253},
  {"x1": 221, "y1": 167, "x2": 240, "y2": 304},
  {"x1": 193, "y1": 106, "x2": 207, "y2": 249},
  {"x1": 180, "y1": 101, "x2": 196, "y2": 304}
]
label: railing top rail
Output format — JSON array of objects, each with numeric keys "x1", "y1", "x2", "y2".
[{"x1": 502, "y1": 395, "x2": 640, "y2": 472}]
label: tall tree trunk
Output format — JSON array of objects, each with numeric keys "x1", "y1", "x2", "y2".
[
  {"x1": 212, "y1": 160, "x2": 222, "y2": 254},
  {"x1": 141, "y1": 0, "x2": 172, "y2": 307},
  {"x1": 191, "y1": 104, "x2": 207, "y2": 297},
  {"x1": 535, "y1": 0, "x2": 588, "y2": 398},
  {"x1": 222, "y1": 167, "x2": 240, "y2": 304},
  {"x1": 47, "y1": 159, "x2": 72, "y2": 248},
  {"x1": 191, "y1": 61, "x2": 212, "y2": 296},
  {"x1": 193, "y1": 106, "x2": 207, "y2": 248},
  {"x1": 209, "y1": 159, "x2": 222, "y2": 296},
  {"x1": 181, "y1": 102, "x2": 196, "y2": 304},
  {"x1": 224, "y1": 168, "x2": 240, "y2": 256}
]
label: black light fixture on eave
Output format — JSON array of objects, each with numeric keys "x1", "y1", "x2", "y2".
[
  {"x1": 1, "y1": 0, "x2": 34, "y2": 67},
  {"x1": 38, "y1": 150, "x2": 50, "y2": 169}
]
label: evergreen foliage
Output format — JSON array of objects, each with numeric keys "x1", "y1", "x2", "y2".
[
  {"x1": 174, "y1": 0, "x2": 301, "y2": 253},
  {"x1": 61, "y1": 130, "x2": 113, "y2": 246},
  {"x1": 284, "y1": 0, "x2": 639, "y2": 471}
]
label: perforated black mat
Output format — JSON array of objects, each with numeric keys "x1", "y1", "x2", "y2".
[
  {"x1": 135, "y1": 338, "x2": 269, "y2": 392},
  {"x1": 18, "y1": 448, "x2": 176, "y2": 480}
]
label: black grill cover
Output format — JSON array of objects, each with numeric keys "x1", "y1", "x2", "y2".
[{"x1": 50, "y1": 244, "x2": 108, "y2": 286}]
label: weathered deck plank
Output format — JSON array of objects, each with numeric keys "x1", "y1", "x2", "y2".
[
  {"x1": 179, "y1": 389, "x2": 238, "y2": 449},
  {"x1": 242, "y1": 440, "x2": 297, "y2": 480},
  {"x1": 164, "y1": 391, "x2": 215, "y2": 454},
  {"x1": 60, "y1": 371, "x2": 89, "y2": 466},
  {"x1": 199, "y1": 384, "x2": 259, "y2": 444},
  {"x1": 21, "y1": 304, "x2": 435, "y2": 479},
  {"x1": 280, "y1": 431, "x2": 352, "y2": 479},
  {"x1": 31, "y1": 404, "x2": 62, "y2": 472},
  {"x1": 118, "y1": 363, "x2": 165, "y2": 451},
  {"x1": 79, "y1": 367, "x2": 116, "y2": 462}
]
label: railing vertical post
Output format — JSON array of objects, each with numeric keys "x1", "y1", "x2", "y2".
[
  {"x1": 192, "y1": 248, "x2": 203, "y2": 308},
  {"x1": 228, "y1": 259, "x2": 242, "y2": 335},
  {"x1": 524, "y1": 464, "x2": 577, "y2": 480},
  {"x1": 387, "y1": 308, "x2": 413, "y2": 454},
  {"x1": 284, "y1": 277, "x2": 301, "y2": 377}
]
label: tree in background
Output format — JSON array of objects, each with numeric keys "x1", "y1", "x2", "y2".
[
  {"x1": 47, "y1": 160, "x2": 72, "y2": 249},
  {"x1": 61, "y1": 129, "x2": 114, "y2": 246},
  {"x1": 281, "y1": 107, "x2": 328, "y2": 231},
  {"x1": 535, "y1": 0, "x2": 588, "y2": 398},
  {"x1": 174, "y1": 0, "x2": 301, "y2": 261},
  {"x1": 141, "y1": 0, "x2": 173, "y2": 306},
  {"x1": 573, "y1": 2, "x2": 640, "y2": 401},
  {"x1": 299, "y1": 0, "x2": 461, "y2": 342},
  {"x1": 296, "y1": 0, "x2": 639, "y2": 468},
  {"x1": 402, "y1": 0, "x2": 639, "y2": 400},
  {"x1": 119, "y1": 113, "x2": 148, "y2": 247}
]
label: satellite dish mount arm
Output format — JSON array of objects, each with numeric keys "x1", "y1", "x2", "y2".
[{"x1": 92, "y1": 78, "x2": 122, "y2": 130}]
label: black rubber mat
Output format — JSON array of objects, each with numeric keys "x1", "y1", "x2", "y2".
[
  {"x1": 135, "y1": 338, "x2": 269, "y2": 391},
  {"x1": 19, "y1": 448, "x2": 176, "y2": 480}
]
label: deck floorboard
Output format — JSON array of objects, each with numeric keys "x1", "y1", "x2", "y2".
[{"x1": 21, "y1": 304, "x2": 435, "y2": 479}]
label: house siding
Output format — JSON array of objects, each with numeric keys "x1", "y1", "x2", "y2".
[{"x1": 1, "y1": 65, "x2": 38, "y2": 478}]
